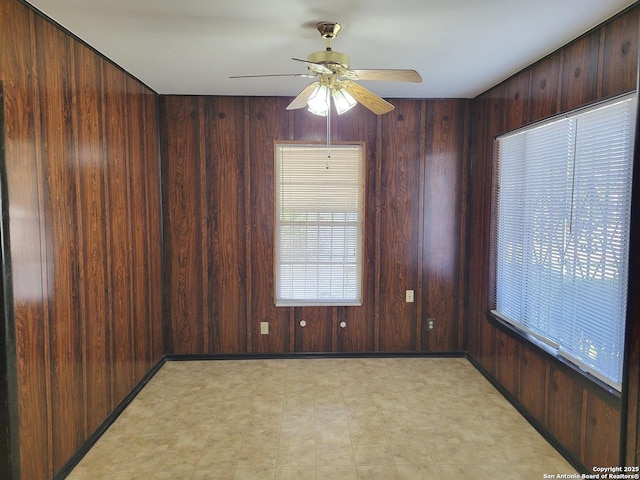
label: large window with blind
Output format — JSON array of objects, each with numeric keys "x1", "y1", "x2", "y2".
[
  {"x1": 275, "y1": 143, "x2": 364, "y2": 306},
  {"x1": 493, "y1": 93, "x2": 636, "y2": 391}
]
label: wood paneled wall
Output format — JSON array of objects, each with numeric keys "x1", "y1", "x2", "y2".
[
  {"x1": 466, "y1": 5, "x2": 639, "y2": 470},
  {"x1": 161, "y1": 96, "x2": 468, "y2": 355},
  {"x1": 0, "y1": 0, "x2": 164, "y2": 477}
]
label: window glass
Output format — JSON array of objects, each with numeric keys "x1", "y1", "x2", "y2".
[
  {"x1": 275, "y1": 144, "x2": 364, "y2": 306},
  {"x1": 493, "y1": 94, "x2": 636, "y2": 390}
]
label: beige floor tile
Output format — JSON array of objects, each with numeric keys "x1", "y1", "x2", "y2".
[
  {"x1": 356, "y1": 464, "x2": 401, "y2": 479},
  {"x1": 113, "y1": 450, "x2": 163, "y2": 473},
  {"x1": 349, "y1": 426, "x2": 388, "y2": 445},
  {"x1": 233, "y1": 466, "x2": 276, "y2": 480},
  {"x1": 192, "y1": 469, "x2": 236, "y2": 480},
  {"x1": 275, "y1": 465, "x2": 317, "y2": 479},
  {"x1": 150, "y1": 471, "x2": 194, "y2": 480},
  {"x1": 109, "y1": 473, "x2": 152, "y2": 480},
  {"x1": 278, "y1": 427, "x2": 316, "y2": 446},
  {"x1": 315, "y1": 445, "x2": 356, "y2": 465},
  {"x1": 197, "y1": 446, "x2": 240, "y2": 470},
  {"x1": 317, "y1": 465, "x2": 358, "y2": 480},
  {"x1": 436, "y1": 463, "x2": 524, "y2": 480},
  {"x1": 236, "y1": 444, "x2": 278, "y2": 468},
  {"x1": 314, "y1": 426, "x2": 351, "y2": 445},
  {"x1": 353, "y1": 444, "x2": 396, "y2": 466},
  {"x1": 154, "y1": 448, "x2": 202, "y2": 472},
  {"x1": 243, "y1": 425, "x2": 281, "y2": 446},
  {"x1": 390, "y1": 442, "x2": 433, "y2": 465},
  {"x1": 277, "y1": 443, "x2": 316, "y2": 466},
  {"x1": 428, "y1": 443, "x2": 511, "y2": 466},
  {"x1": 396, "y1": 464, "x2": 441, "y2": 480}
]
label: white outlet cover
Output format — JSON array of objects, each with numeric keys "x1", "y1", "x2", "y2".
[
  {"x1": 406, "y1": 290, "x2": 414, "y2": 302},
  {"x1": 260, "y1": 322, "x2": 269, "y2": 334}
]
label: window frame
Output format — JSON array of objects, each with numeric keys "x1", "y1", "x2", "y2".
[
  {"x1": 488, "y1": 92, "x2": 637, "y2": 393},
  {"x1": 273, "y1": 141, "x2": 365, "y2": 307}
]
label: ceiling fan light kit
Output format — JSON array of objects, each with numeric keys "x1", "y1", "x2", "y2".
[{"x1": 231, "y1": 22, "x2": 422, "y2": 117}]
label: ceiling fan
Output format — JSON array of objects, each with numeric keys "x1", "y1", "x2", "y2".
[{"x1": 231, "y1": 22, "x2": 422, "y2": 116}]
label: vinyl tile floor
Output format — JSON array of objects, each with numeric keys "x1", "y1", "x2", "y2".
[{"x1": 67, "y1": 357, "x2": 578, "y2": 480}]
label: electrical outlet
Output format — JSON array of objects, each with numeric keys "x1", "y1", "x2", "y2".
[
  {"x1": 405, "y1": 290, "x2": 414, "y2": 302},
  {"x1": 427, "y1": 318, "x2": 435, "y2": 330},
  {"x1": 260, "y1": 322, "x2": 269, "y2": 335}
]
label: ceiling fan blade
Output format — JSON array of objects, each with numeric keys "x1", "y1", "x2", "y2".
[
  {"x1": 343, "y1": 82, "x2": 395, "y2": 115},
  {"x1": 286, "y1": 82, "x2": 320, "y2": 110},
  {"x1": 230, "y1": 73, "x2": 316, "y2": 79},
  {"x1": 347, "y1": 69, "x2": 422, "y2": 83},
  {"x1": 291, "y1": 58, "x2": 333, "y2": 75}
]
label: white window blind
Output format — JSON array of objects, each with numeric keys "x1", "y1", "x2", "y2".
[
  {"x1": 493, "y1": 94, "x2": 636, "y2": 390},
  {"x1": 275, "y1": 144, "x2": 364, "y2": 306}
]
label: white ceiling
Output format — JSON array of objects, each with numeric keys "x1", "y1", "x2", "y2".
[{"x1": 26, "y1": 0, "x2": 635, "y2": 99}]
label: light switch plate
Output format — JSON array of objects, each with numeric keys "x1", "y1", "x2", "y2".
[
  {"x1": 406, "y1": 290, "x2": 414, "y2": 302},
  {"x1": 260, "y1": 322, "x2": 269, "y2": 334}
]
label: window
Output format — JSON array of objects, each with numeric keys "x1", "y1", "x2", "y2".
[
  {"x1": 275, "y1": 143, "x2": 364, "y2": 306},
  {"x1": 493, "y1": 94, "x2": 637, "y2": 391}
]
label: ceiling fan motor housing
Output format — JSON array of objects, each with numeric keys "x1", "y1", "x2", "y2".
[{"x1": 307, "y1": 50, "x2": 350, "y2": 69}]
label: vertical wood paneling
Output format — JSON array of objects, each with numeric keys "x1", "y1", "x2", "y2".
[
  {"x1": 334, "y1": 110, "x2": 377, "y2": 352},
  {"x1": 465, "y1": 94, "x2": 488, "y2": 360},
  {"x1": 517, "y1": 346, "x2": 546, "y2": 422},
  {"x1": 104, "y1": 63, "x2": 136, "y2": 404},
  {"x1": 248, "y1": 97, "x2": 291, "y2": 353},
  {"x1": 71, "y1": 41, "x2": 110, "y2": 436},
  {"x1": 34, "y1": 16, "x2": 84, "y2": 471},
  {"x1": 494, "y1": 331, "x2": 518, "y2": 395},
  {"x1": 583, "y1": 392, "x2": 621, "y2": 469},
  {"x1": 205, "y1": 97, "x2": 247, "y2": 353},
  {"x1": 560, "y1": 30, "x2": 600, "y2": 111},
  {"x1": 503, "y1": 70, "x2": 530, "y2": 132},
  {"x1": 529, "y1": 55, "x2": 560, "y2": 123},
  {"x1": 0, "y1": 0, "x2": 164, "y2": 476},
  {"x1": 601, "y1": 7, "x2": 639, "y2": 98},
  {"x1": 378, "y1": 100, "x2": 422, "y2": 352},
  {"x1": 160, "y1": 97, "x2": 205, "y2": 354},
  {"x1": 143, "y1": 91, "x2": 163, "y2": 364},
  {"x1": 422, "y1": 100, "x2": 465, "y2": 351},
  {"x1": 0, "y1": 2, "x2": 51, "y2": 478},
  {"x1": 295, "y1": 307, "x2": 332, "y2": 352},
  {"x1": 126, "y1": 76, "x2": 151, "y2": 382},
  {"x1": 162, "y1": 97, "x2": 467, "y2": 357},
  {"x1": 546, "y1": 367, "x2": 583, "y2": 457}
]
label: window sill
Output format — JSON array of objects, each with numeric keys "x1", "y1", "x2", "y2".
[
  {"x1": 485, "y1": 310, "x2": 622, "y2": 404},
  {"x1": 276, "y1": 302, "x2": 362, "y2": 308}
]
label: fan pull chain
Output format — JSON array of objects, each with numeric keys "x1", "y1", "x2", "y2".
[{"x1": 326, "y1": 109, "x2": 331, "y2": 165}]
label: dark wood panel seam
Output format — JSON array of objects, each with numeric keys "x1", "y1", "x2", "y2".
[
  {"x1": 374, "y1": 115, "x2": 382, "y2": 352},
  {"x1": 69, "y1": 40, "x2": 90, "y2": 440},
  {"x1": 124, "y1": 76, "x2": 136, "y2": 390},
  {"x1": 579, "y1": 389, "x2": 589, "y2": 461},
  {"x1": 153, "y1": 94, "x2": 164, "y2": 360},
  {"x1": 99, "y1": 60, "x2": 116, "y2": 411},
  {"x1": 29, "y1": 9, "x2": 54, "y2": 477},
  {"x1": 459, "y1": 100, "x2": 470, "y2": 351},
  {"x1": 244, "y1": 98, "x2": 252, "y2": 353},
  {"x1": 199, "y1": 98, "x2": 209, "y2": 352},
  {"x1": 416, "y1": 101, "x2": 426, "y2": 350},
  {"x1": 597, "y1": 25, "x2": 606, "y2": 99}
]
